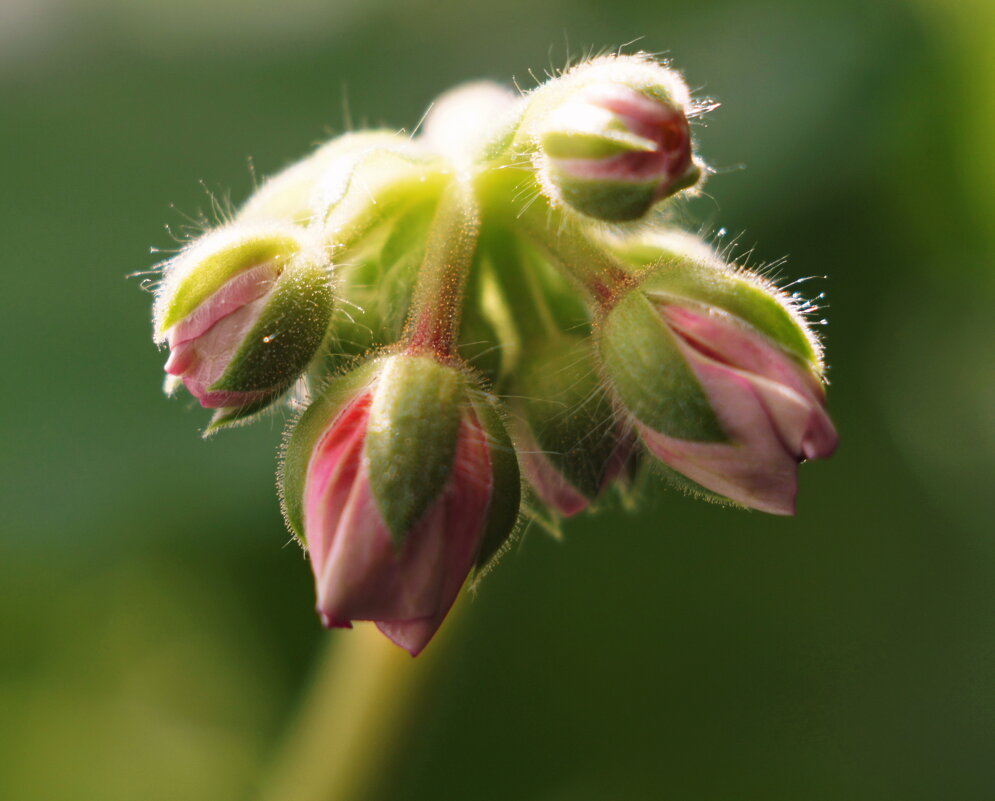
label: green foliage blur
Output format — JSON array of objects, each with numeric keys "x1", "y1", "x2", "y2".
[{"x1": 1, "y1": 0, "x2": 992, "y2": 797}]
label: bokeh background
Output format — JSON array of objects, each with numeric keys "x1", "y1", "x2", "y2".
[{"x1": 2, "y1": 0, "x2": 993, "y2": 798}]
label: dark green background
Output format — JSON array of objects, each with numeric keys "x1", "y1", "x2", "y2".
[{"x1": 2, "y1": 0, "x2": 993, "y2": 797}]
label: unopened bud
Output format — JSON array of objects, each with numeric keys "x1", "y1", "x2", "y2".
[
  {"x1": 511, "y1": 337, "x2": 627, "y2": 516},
  {"x1": 539, "y1": 83, "x2": 699, "y2": 221},
  {"x1": 154, "y1": 225, "x2": 332, "y2": 428},
  {"x1": 599, "y1": 252, "x2": 836, "y2": 515},
  {"x1": 239, "y1": 131, "x2": 434, "y2": 227},
  {"x1": 514, "y1": 55, "x2": 706, "y2": 222},
  {"x1": 281, "y1": 354, "x2": 520, "y2": 655}
]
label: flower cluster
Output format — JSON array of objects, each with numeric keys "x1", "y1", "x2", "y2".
[{"x1": 150, "y1": 54, "x2": 837, "y2": 655}]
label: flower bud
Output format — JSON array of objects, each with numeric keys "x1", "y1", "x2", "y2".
[
  {"x1": 539, "y1": 83, "x2": 699, "y2": 221},
  {"x1": 238, "y1": 131, "x2": 434, "y2": 226},
  {"x1": 281, "y1": 354, "x2": 520, "y2": 655},
  {"x1": 510, "y1": 337, "x2": 628, "y2": 517},
  {"x1": 518, "y1": 56, "x2": 705, "y2": 222},
  {"x1": 153, "y1": 225, "x2": 332, "y2": 428},
  {"x1": 599, "y1": 258, "x2": 837, "y2": 515}
]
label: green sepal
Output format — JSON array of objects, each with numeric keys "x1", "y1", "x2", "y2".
[
  {"x1": 634, "y1": 249, "x2": 819, "y2": 367},
  {"x1": 279, "y1": 358, "x2": 385, "y2": 544},
  {"x1": 158, "y1": 232, "x2": 301, "y2": 336},
  {"x1": 542, "y1": 128, "x2": 657, "y2": 160},
  {"x1": 514, "y1": 336, "x2": 619, "y2": 499},
  {"x1": 550, "y1": 161, "x2": 700, "y2": 223},
  {"x1": 470, "y1": 393, "x2": 521, "y2": 577},
  {"x1": 209, "y1": 255, "x2": 333, "y2": 395},
  {"x1": 551, "y1": 170, "x2": 659, "y2": 222},
  {"x1": 205, "y1": 394, "x2": 280, "y2": 435},
  {"x1": 599, "y1": 290, "x2": 726, "y2": 442},
  {"x1": 364, "y1": 356, "x2": 464, "y2": 547}
]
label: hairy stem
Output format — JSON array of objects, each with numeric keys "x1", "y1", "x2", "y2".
[
  {"x1": 482, "y1": 225, "x2": 560, "y2": 343},
  {"x1": 404, "y1": 179, "x2": 481, "y2": 356},
  {"x1": 478, "y1": 168, "x2": 635, "y2": 306}
]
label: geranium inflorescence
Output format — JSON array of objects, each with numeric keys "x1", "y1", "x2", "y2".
[{"x1": 150, "y1": 54, "x2": 837, "y2": 655}]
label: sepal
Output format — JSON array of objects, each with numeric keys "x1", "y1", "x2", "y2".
[
  {"x1": 599, "y1": 289, "x2": 726, "y2": 442},
  {"x1": 469, "y1": 392, "x2": 521, "y2": 576},
  {"x1": 363, "y1": 356, "x2": 464, "y2": 546}
]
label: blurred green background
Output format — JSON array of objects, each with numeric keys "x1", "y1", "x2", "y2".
[{"x1": 2, "y1": 0, "x2": 993, "y2": 798}]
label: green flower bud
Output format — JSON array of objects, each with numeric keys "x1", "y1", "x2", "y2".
[
  {"x1": 510, "y1": 336, "x2": 626, "y2": 516},
  {"x1": 238, "y1": 131, "x2": 434, "y2": 226}
]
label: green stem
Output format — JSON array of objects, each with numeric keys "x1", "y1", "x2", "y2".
[
  {"x1": 482, "y1": 225, "x2": 560, "y2": 343},
  {"x1": 403, "y1": 179, "x2": 481, "y2": 356},
  {"x1": 255, "y1": 622, "x2": 452, "y2": 801},
  {"x1": 478, "y1": 168, "x2": 635, "y2": 307}
]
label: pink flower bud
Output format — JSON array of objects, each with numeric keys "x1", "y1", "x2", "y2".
[
  {"x1": 164, "y1": 261, "x2": 280, "y2": 408},
  {"x1": 514, "y1": 422, "x2": 589, "y2": 518},
  {"x1": 285, "y1": 356, "x2": 520, "y2": 655},
  {"x1": 638, "y1": 302, "x2": 837, "y2": 515},
  {"x1": 547, "y1": 84, "x2": 694, "y2": 184},
  {"x1": 538, "y1": 81, "x2": 702, "y2": 221},
  {"x1": 515, "y1": 426, "x2": 633, "y2": 517},
  {"x1": 153, "y1": 227, "x2": 332, "y2": 427}
]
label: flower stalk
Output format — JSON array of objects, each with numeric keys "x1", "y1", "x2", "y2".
[
  {"x1": 404, "y1": 180, "x2": 481, "y2": 357},
  {"x1": 256, "y1": 620, "x2": 454, "y2": 801}
]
